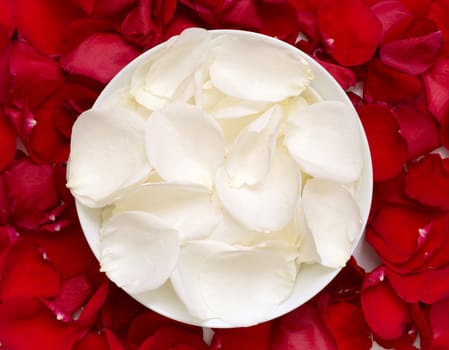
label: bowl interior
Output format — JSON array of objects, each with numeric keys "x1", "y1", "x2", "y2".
[{"x1": 75, "y1": 29, "x2": 373, "y2": 328}]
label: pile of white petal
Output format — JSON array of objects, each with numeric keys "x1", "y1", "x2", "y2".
[{"x1": 67, "y1": 28, "x2": 363, "y2": 325}]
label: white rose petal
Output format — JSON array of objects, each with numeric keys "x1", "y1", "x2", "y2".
[
  {"x1": 302, "y1": 179, "x2": 361, "y2": 268},
  {"x1": 215, "y1": 151, "x2": 300, "y2": 232},
  {"x1": 171, "y1": 240, "x2": 297, "y2": 325},
  {"x1": 100, "y1": 211, "x2": 179, "y2": 294},
  {"x1": 226, "y1": 105, "x2": 282, "y2": 186},
  {"x1": 112, "y1": 182, "x2": 221, "y2": 241},
  {"x1": 67, "y1": 108, "x2": 151, "y2": 208},
  {"x1": 210, "y1": 36, "x2": 313, "y2": 102},
  {"x1": 131, "y1": 28, "x2": 210, "y2": 110},
  {"x1": 284, "y1": 101, "x2": 363, "y2": 183},
  {"x1": 146, "y1": 102, "x2": 225, "y2": 188}
]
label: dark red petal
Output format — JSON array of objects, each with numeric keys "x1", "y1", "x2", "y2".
[
  {"x1": 219, "y1": 0, "x2": 262, "y2": 30},
  {"x1": 318, "y1": 0, "x2": 382, "y2": 66},
  {"x1": 73, "y1": 331, "x2": 109, "y2": 350},
  {"x1": 361, "y1": 267, "x2": 412, "y2": 340},
  {"x1": 364, "y1": 59, "x2": 423, "y2": 103},
  {"x1": 442, "y1": 106, "x2": 449, "y2": 150},
  {"x1": 423, "y1": 57, "x2": 449, "y2": 122},
  {"x1": 4, "y1": 158, "x2": 60, "y2": 230},
  {"x1": 14, "y1": 0, "x2": 83, "y2": 55},
  {"x1": 138, "y1": 326, "x2": 208, "y2": 350},
  {"x1": 380, "y1": 31, "x2": 442, "y2": 75},
  {"x1": 428, "y1": 0, "x2": 449, "y2": 56},
  {"x1": 0, "y1": 299, "x2": 86, "y2": 350},
  {"x1": 272, "y1": 304, "x2": 338, "y2": 350},
  {"x1": 405, "y1": 154, "x2": 449, "y2": 210},
  {"x1": 386, "y1": 265, "x2": 449, "y2": 303},
  {"x1": 0, "y1": 238, "x2": 60, "y2": 300},
  {"x1": 60, "y1": 33, "x2": 140, "y2": 84},
  {"x1": 0, "y1": 108, "x2": 16, "y2": 171},
  {"x1": 105, "y1": 329, "x2": 127, "y2": 350},
  {"x1": 259, "y1": 2, "x2": 301, "y2": 44},
  {"x1": 211, "y1": 322, "x2": 272, "y2": 350},
  {"x1": 399, "y1": 0, "x2": 432, "y2": 16},
  {"x1": 394, "y1": 104, "x2": 440, "y2": 160},
  {"x1": 358, "y1": 104, "x2": 407, "y2": 182},
  {"x1": 370, "y1": 0, "x2": 411, "y2": 39},
  {"x1": 94, "y1": 0, "x2": 137, "y2": 17},
  {"x1": 323, "y1": 302, "x2": 372, "y2": 350},
  {"x1": 0, "y1": 175, "x2": 10, "y2": 225},
  {"x1": 430, "y1": 297, "x2": 449, "y2": 340},
  {"x1": 32, "y1": 225, "x2": 97, "y2": 278}
]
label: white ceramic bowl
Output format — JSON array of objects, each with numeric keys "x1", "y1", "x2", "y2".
[{"x1": 75, "y1": 29, "x2": 373, "y2": 328}]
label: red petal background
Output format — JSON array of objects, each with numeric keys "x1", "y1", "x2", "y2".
[{"x1": 1, "y1": 0, "x2": 449, "y2": 349}]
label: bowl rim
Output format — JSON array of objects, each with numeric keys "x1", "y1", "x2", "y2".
[{"x1": 75, "y1": 28, "x2": 374, "y2": 328}]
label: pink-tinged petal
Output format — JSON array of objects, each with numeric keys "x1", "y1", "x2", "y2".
[
  {"x1": 358, "y1": 104, "x2": 407, "y2": 182},
  {"x1": 14, "y1": 0, "x2": 83, "y2": 55},
  {"x1": 0, "y1": 299, "x2": 86, "y2": 350},
  {"x1": 423, "y1": 57, "x2": 449, "y2": 122},
  {"x1": 4, "y1": 158, "x2": 60, "y2": 230},
  {"x1": 428, "y1": 0, "x2": 449, "y2": 56},
  {"x1": 138, "y1": 326, "x2": 208, "y2": 350},
  {"x1": 364, "y1": 59, "x2": 423, "y2": 103},
  {"x1": 361, "y1": 266, "x2": 413, "y2": 340},
  {"x1": 0, "y1": 238, "x2": 60, "y2": 300},
  {"x1": 211, "y1": 322, "x2": 272, "y2": 350},
  {"x1": 386, "y1": 265, "x2": 449, "y2": 303},
  {"x1": 323, "y1": 302, "x2": 372, "y2": 350},
  {"x1": 0, "y1": 109, "x2": 16, "y2": 171},
  {"x1": 405, "y1": 154, "x2": 449, "y2": 210},
  {"x1": 368, "y1": 204, "x2": 432, "y2": 265},
  {"x1": 380, "y1": 31, "x2": 442, "y2": 75},
  {"x1": 314, "y1": 57, "x2": 357, "y2": 90},
  {"x1": 370, "y1": 0, "x2": 411, "y2": 39},
  {"x1": 73, "y1": 331, "x2": 109, "y2": 350},
  {"x1": 429, "y1": 334, "x2": 449, "y2": 350},
  {"x1": 60, "y1": 33, "x2": 140, "y2": 84},
  {"x1": 394, "y1": 104, "x2": 440, "y2": 160},
  {"x1": 272, "y1": 304, "x2": 338, "y2": 350},
  {"x1": 318, "y1": 0, "x2": 382, "y2": 66}
]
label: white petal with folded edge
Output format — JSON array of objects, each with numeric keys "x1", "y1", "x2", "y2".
[
  {"x1": 199, "y1": 242, "x2": 297, "y2": 325},
  {"x1": 210, "y1": 35, "x2": 313, "y2": 102},
  {"x1": 131, "y1": 29, "x2": 210, "y2": 110},
  {"x1": 284, "y1": 101, "x2": 363, "y2": 183},
  {"x1": 145, "y1": 102, "x2": 225, "y2": 188},
  {"x1": 100, "y1": 211, "x2": 179, "y2": 295},
  {"x1": 225, "y1": 105, "x2": 282, "y2": 186},
  {"x1": 302, "y1": 179, "x2": 361, "y2": 268},
  {"x1": 215, "y1": 151, "x2": 300, "y2": 232},
  {"x1": 112, "y1": 182, "x2": 221, "y2": 241},
  {"x1": 67, "y1": 108, "x2": 151, "y2": 208}
]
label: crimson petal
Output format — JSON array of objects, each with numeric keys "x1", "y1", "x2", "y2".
[
  {"x1": 370, "y1": 0, "x2": 411, "y2": 39},
  {"x1": 358, "y1": 104, "x2": 407, "y2": 182},
  {"x1": 211, "y1": 322, "x2": 272, "y2": 350},
  {"x1": 138, "y1": 326, "x2": 208, "y2": 350},
  {"x1": 73, "y1": 331, "x2": 109, "y2": 350},
  {"x1": 0, "y1": 109, "x2": 16, "y2": 171},
  {"x1": 423, "y1": 57, "x2": 449, "y2": 122},
  {"x1": 318, "y1": 0, "x2": 382, "y2": 66},
  {"x1": 60, "y1": 33, "x2": 140, "y2": 84},
  {"x1": 428, "y1": 0, "x2": 449, "y2": 56},
  {"x1": 361, "y1": 266, "x2": 413, "y2": 340}
]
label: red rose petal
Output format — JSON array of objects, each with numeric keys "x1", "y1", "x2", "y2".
[
  {"x1": 423, "y1": 57, "x2": 449, "y2": 122},
  {"x1": 4, "y1": 158, "x2": 60, "y2": 230},
  {"x1": 370, "y1": 0, "x2": 411, "y2": 39},
  {"x1": 105, "y1": 329, "x2": 127, "y2": 350},
  {"x1": 399, "y1": 0, "x2": 432, "y2": 16},
  {"x1": 73, "y1": 331, "x2": 109, "y2": 350},
  {"x1": 32, "y1": 225, "x2": 97, "y2": 278},
  {"x1": 429, "y1": 333, "x2": 449, "y2": 350},
  {"x1": 428, "y1": 0, "x2": 449, "y2": 56},
  {"x1": 0, "y1": 109, "x2": 16, "y2": 171},
  {"x1": 361, "y1": 266, "x2": 412, "y2": 340},
  {"x1": 0, "y1": 299, "x2": 86, "y2": 350},
  {"x1": 0, "y1": 238, "x2": 60, "y2": 300},
  {"x1": 94, "y1": 0, "x2": 137, "y2": 17},
  {"x1": 318, "y1": 0, "x2": 382, "y2": 66},
  {"x1": 393, "y1": 104, "x2": 440, "y2": 160},
  {"x1": 323, "y1": 302, "x2": 372, "y2": 350},
  {"x1": 314, "y1": 57, "x2": 357, "y2": 90},
  {"x1": 387, "y1": 265, "x2": 449, "y2": 303},
  {"x1": 364, "y1": 59, "x2": 423, "y2": 103},
  {"x1": 380, "y1": 31, "x2": 442, "y2": 75},
  {"x1": 405, "y1": 154, "x2": 449, "y2": 210},
  {"x1": 139, "y1": 326, "x2": 208, "y2": 350},
  {"x1": 429, "y1": 298, "x2": 449, "y2": 340},
  {"x1": 78, "y1": 279, "x2": 109, "y2": 322},
  {"x1": 14, "y1": 0, "x2": 83, "y2": 55},
  {"x1": 442, "y1": 107, "x2": 449, "y2": 150},
  {"x1": 272, "y1": 304, "x2": 338, "y2": 350},
  {"x1": 60, "y1": 32, "x2": 140, "y2": 84},
  {"x1": 259, "y1": 2, "x2": 301, "y2": 44},
  {"x1": 358, "y1": 104, "x2": 407, "y2": 181},
  {"x1": 211, "y1": 322, "x2": 272, "y2": 350},
  {"x1": 369, "y1": 204, "x2": 432, "y2": 265}
]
